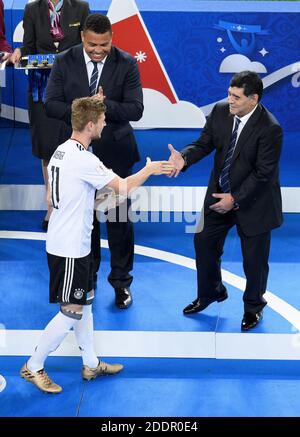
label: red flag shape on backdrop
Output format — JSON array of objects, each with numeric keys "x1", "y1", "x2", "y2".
[{"x1": 107, "y1": 0, "x2": 178, "y2": 104}]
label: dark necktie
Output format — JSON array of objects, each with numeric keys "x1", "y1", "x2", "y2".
[
  {"x1": 89, "y1": 61, "x2": 99, "y2": 96},
  {"x1": 219, "y1": 117, "x2": 241, "y2": 193}
]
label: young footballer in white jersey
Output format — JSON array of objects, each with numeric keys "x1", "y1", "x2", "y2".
[{"x1": 20, "y1": 97, "x2": 173, "y2": 394}]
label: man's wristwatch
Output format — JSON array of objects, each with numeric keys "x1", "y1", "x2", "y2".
[{"x1": 230, "y1": 195, "x2": 239, "y2": 210}]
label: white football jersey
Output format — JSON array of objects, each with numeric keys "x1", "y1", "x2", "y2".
[{"x1": 46, "y1": 139, "x2": 116, "y2": 258}]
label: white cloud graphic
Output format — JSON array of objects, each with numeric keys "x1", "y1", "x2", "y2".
[
  {"x1": 13, "y1": 21, "x2": 24, "y2": 43},
  {"x1": 219, "y1": 54, "x2": 267, "y2": 73},
  {"x1": 131, "y1": 88, "x2": 206, "y2": 129}
]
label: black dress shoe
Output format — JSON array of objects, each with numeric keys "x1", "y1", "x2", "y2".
[
  {"x1": 42, "y1": 219, "x2": 48, "y2": 231},
  {"x1": 114, "y1": 287, "x2": 132, "y2": 309},
  {"x1": 241, "y1": 311, "x2": 263, "y2": 331},
  {"x1": 183, "y1": 291, "x2": 228, "y2": 315}
]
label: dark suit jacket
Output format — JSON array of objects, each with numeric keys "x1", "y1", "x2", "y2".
[
  {"x1": 181, "y1": 102, "x2": 283, "y2": 236},
  {"x1": 45, "y1": 44, "x2": 143, "y2": 172},
  {"x1": 20, "y1": 0, "x2": 90, "y2": 56}
]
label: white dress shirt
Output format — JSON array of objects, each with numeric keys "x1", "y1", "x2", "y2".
[
  {"x1": 235, "y1": 104, "x2": 258, "y2": 141},
  {"x1": 83, "y1": 49, "x2": 107, "y2": 92}
]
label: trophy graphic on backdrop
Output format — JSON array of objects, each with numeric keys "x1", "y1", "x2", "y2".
[
  {"x1": 214, "y1": 20, "x2": 269, "y2": 74},
  {"x1": 214, "y1": 20, "x2": 268, "y2": 56}
]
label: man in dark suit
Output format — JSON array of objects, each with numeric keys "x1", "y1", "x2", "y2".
[
  {"x1": 168, "y1": 71, "x2": 283, "y2": 331},
  {"x1": 45, "y1": 13, "x2": 143, "y2": 309},
  {"x1": 10, "y1": 0, "x2": 90, "y2": 229}
]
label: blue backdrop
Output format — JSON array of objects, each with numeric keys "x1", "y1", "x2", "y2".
[{"x1": 2, "y1": 0, "x2": 300, "y2": 132}]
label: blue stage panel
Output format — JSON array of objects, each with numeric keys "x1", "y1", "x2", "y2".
[
  {"x1": 0, "y1": 128, "x2": 299, "y2": 187},
  {"x1": 0, "y1": 212, "x2": 299, "y2": 335},
  {"x1": 1, "y1": 356, "x2": 300, "y2": 417},
  {"x1": 0, "y1": 211, "x2": 47, "y2": 232},
  {"x1": 0, "y1": 128, "x2": 13, "y2": 176},
  {"x1": 78, "y1": 357, "x2": 300, "y2": 417},
  {"x1": 0, "y1": 127, "x2": 41, "y2": 184},
  {"x1": 0, "y1": 237, "x2": 220, "y2": 332},
  {"x1": 0, "y1": 356, "x2": 84, "y2": 417}
]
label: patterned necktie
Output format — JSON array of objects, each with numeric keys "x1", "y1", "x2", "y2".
[
  {"x1": 48, "y1": 0, "x2": 64, "y2": 42},
  {"x1": 89, "y1": 61, "x2": 99, "y2": 96},
  {"x1": 219, "y1": 117, "x2": 241, "y2": 193}
]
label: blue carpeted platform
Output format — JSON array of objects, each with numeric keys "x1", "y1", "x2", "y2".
[{"x1": 1, "y1": 356, "x2": 300, "y2": 417}]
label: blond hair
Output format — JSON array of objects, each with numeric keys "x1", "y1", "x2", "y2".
[{"x1": 71, "y1": 97, "x2": 106, "y2": 132}]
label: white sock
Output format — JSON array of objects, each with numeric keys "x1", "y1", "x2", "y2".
[
  {"x1": 27, "y1": 311, "x2": 77, "y2": 372},
  {"x1": 74, "y1": 305, "x2": 98, "y2": 368}
]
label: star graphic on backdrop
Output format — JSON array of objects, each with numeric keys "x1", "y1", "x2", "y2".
[
  {"x1": 259, "y1": 47, "x2": 269, "y2": 57},
  {"x1": 220, "y1": 47, "x2": 226, "y2": 53},
  {"x1": 135, "y1": 51, "x2": 147, "y2": 63}
]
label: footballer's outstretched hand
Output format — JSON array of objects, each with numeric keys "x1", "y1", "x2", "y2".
[{"x1": 146, "y1": 156, "x2": 174, "y2": 176}]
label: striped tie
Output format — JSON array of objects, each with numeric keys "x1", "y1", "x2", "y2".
[
  {"x1": 89, "y1": 61, "x2": 99, "y2": 96},
  {"x1": 219, "y1": 117, "x2": 241, "y2": 193}
]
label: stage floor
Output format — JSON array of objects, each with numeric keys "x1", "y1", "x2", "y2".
[{"x1": 0, "y1": 125, "x2": 299, "y2": 416}]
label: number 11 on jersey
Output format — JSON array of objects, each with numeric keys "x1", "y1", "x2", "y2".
[{"x1": 51, "y1": 166, "x2": 60, "y2": 209}]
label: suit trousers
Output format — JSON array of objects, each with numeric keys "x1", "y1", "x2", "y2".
[
  {"x1": 91, "y1": 198, "x2": 134, "y2": 289},
  {"x1": 194, "y1": 209, "x2": 271, "y2": 313}
]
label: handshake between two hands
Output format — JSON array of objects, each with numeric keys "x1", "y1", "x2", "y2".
[
  {"x1": 94, "y1": 155, "x2": 175, "y2": 212},
  {"x1": 144, "y1": 143, "x2": 186, "y2": 178},
  {"x1": 145, "y1": 155, "x2": 175, "y2": 176}
]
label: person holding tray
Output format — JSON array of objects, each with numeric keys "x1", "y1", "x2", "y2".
[{"x1": 10, "y1": 0, "x2": 90, "y2": 230}]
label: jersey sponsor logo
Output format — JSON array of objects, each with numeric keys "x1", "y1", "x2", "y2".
[
  {"x1": 74, "y1": 288, "x2": 84, "y2": 300},
  {"x1": 53, "y1": 150, "x2": 65, "y2": 160}
]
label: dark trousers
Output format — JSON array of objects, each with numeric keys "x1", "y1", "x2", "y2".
[
  {"x1": 194, "y1": 210, "x2": 271, "y2": 313},
  {"x1": 91, "y1": 199, "x2": 134, "y2": 290}
]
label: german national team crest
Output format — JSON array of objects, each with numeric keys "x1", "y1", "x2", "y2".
[{"x1": 74, "y1": 289, "x2": 84, "y2": 300}]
